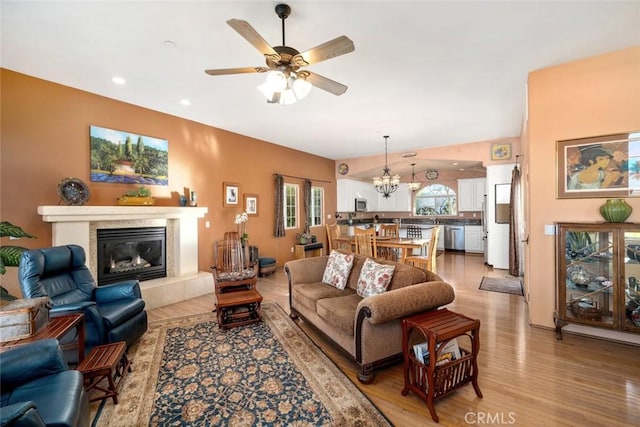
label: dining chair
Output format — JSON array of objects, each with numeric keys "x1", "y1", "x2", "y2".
[
  {"x1": 379, "y1": 223, "x2": 399, "y2": 237},
  {"x1": 326, "y1": 223, "x2": 340, "y2": 252},
  {"x1": 406, "y1": 225, "x2": 422, "y2": 238},
  {"x1": 353, "y1": 227, "x2": 377, "y2": 258},
  {"x1": 378, "y1": 223, "x2": 399, "y2": 260},
  {"x1": 405, "y1": 226, "x2": 441, "y2": 273}
]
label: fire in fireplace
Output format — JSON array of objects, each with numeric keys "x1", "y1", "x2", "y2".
[{"x1": 97, "y1": 227, "x2": 166, "y2": 285}]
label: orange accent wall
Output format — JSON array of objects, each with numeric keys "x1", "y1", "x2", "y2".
[
  {"x1": 526, "y1": 46, "x2": 640, "y2": 328},
  {"x1": 0, "y1": 69, "x2": 336, "y2": 295}
]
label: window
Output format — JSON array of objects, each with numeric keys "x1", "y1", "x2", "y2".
[
  {"x1": 310, "y1": 187, "x2": 324, "y2": 227},
  {"x1": 284, "y1": 183, "x2": 298, "y2": 229},
  {"x1": 415, "y1": 184, "x2": 457, "y2": 216}
]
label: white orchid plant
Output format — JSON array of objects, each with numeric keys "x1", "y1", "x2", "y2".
[{"x1": 234, "y1": 211, "x2": 249, "y2": 241}]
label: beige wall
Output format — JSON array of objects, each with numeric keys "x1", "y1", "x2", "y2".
[
  {"x1": 0, "y1": 69, "x2": 337, "y2": 296},
  {"x1": 526, "y1": 46, "x2": 640, "y2": 328},
  {"x1": 337, "y1": 137, "x2": 521, "y2": 178}
]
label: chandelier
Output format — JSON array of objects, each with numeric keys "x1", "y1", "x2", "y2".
[
  {"x1": 407, "y1": 163, "x2": 421, "y2": 192},
  {"x1": 257, "y1": 68, "x2": 312, "y2": 105},
  {"x1": 372, "y1": 135, "x2": 400, "y2": 198}
]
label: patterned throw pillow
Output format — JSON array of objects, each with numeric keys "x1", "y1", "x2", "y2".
[
  {"x1": 356, "y1": 258, "x2": 395, "y2": 298},
  {"x1": 322, "y1": 250, "x2": 355, "y2": 290}
]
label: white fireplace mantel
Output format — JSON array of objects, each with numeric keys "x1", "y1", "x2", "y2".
[
  {"x1": 38, "y1": 205, "x2": 208, "y2": 222},
  {"x1": 37, "y1": 205, "x2": 211, "y2": 309}
]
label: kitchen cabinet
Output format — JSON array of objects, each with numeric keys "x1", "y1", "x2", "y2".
[
  {"x1": 337, "y1": 179, "x2": 378, "y2": 212},
  {"x1": 457, "y1": 178, "x2": 485, "y2": 212},
  {"x1": 377, "y1": 185, "x2": 411, "y2": 212},
  {"x1": 555, "y1": 222, "x2": 640, "y2": 339},
  {"x1": 464, "y1": 226, "x2": 484, "y2": 253}
]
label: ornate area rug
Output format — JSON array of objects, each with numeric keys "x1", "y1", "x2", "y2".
[
  {"x1": 91, "y1": 303, "x2": 391, "y2": 426},
  {"x1": 479, "y1": 276, "x2": 523, "y2": 295}
]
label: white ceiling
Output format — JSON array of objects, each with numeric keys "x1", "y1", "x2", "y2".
[{"x1": 2, "y1": 1, "x2": 639, "y2": 161}]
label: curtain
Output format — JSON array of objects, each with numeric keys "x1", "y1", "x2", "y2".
[
  {"x1": 274, "y1": 174, "x2": 285, "y2": 237},
  {"x1": 509, "y1": 165, "x2": 524, "y2": 276},
  {"x1": 303, "y1": 179, "x2": 312, "y2": 235}
]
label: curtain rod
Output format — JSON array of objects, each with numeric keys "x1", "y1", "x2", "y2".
[{"x1": 273, "y1": 173, "x2": 332, "y2": 184}]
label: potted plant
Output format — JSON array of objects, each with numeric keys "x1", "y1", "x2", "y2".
[
  {"x1": 0, "y1": 221, "x2": 36, "y2": 301},
  {"x1": 117, "y1": 186, "x2": 155, "y2": 205},
  {"x1": 0, "y1": 221, "x2": 36, "y2": 275}
]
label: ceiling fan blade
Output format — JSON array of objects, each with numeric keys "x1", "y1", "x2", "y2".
[
  {"x1": 205, "y1": 67, "x2": 269, "y2": 76},
  {"x1": 226, "y1": 19, "x2": 281, "y2": 62},
  {"x1": 303, "y1": 72, "x2": 348, "y2": 96},
  {"x1": 292, "y1": 35, "x2": 355, "y2": 67}
]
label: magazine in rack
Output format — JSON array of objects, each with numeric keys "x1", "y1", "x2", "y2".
[{"x1": 412, "y1": 338, "x2": 461, "y2": 367}]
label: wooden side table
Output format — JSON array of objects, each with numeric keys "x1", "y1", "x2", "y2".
[
  {"x1": 0, "y1": 314, "x2": 85, "y2": 363},
  {"x1": 294, "y1": 243, "x2": 323, "y2": 259},
  {"x1": 216, "y1": 289, "x2": 263, "y2": 329},
  {"x1": 78, "y1": 341, "x2": 131, "y2": 404},
  {"x1": 401, "y1": 308, "x2": 482, "y2": 423}
]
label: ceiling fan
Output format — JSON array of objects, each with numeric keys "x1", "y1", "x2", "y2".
[{"x1": 204, "y1": 3, "x2": 355, "y2": 104}]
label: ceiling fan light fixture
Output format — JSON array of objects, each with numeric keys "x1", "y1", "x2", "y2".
[
  {"x1": 280, "y1": 89, "x2": 297, "y2": 105},
  {"x1": 292, "y1": 77, "x2": 312, "y2": 99}
]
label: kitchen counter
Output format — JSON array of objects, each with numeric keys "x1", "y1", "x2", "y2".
[{"x1": 337, "y1": 218, "x2": 481, "y2": 227}]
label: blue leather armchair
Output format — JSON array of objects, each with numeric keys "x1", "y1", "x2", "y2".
[
  {"x1": 18, "y1": 245, "x2": 148, "y2": 356},
  {"x1": 0, "y1": 339, "x2": 89, "y2": 427}
]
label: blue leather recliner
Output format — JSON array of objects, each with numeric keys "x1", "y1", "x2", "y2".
[
  {"x1": 18, "y1": 245, "x2": 148, "y2": 357},
  {"x1": 0, "y1": 339, "x2": 89, "y2": 427}
]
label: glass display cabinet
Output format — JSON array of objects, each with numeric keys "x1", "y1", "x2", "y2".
[{"x1": 555, "y1": 222, "x2": 640, "y2": 339}]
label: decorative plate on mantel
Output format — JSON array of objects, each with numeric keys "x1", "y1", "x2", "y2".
[{"x1": 57, "y1": 177, "x2": 90, "y2": 206}]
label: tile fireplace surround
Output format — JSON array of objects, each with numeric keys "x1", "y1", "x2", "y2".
[{"x1": 38, "y1": 205, "x2": 212, "y2": 309}]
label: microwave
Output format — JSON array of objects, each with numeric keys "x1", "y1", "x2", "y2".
[{"x1": 355, "y1": 198, "x2": 367, "y2": 212}]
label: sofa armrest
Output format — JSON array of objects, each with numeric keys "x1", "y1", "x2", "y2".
[
  {"x1": 284, "y1": 256, "x2": 329, "y2": 287},
  {"x1": 95, "y1": 280, "x2": 142, "y2": 303},
  {"x1": 0, "y1": 401, "x2": 46, "y2": 427},
  {"x1": 356, "y1": 281, "x2": 455, "y2": 325},
  {"x1": 0, "y1": 339, "x2": 68, "y2": 390}
]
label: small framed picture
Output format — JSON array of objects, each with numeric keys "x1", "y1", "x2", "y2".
[
  {"x1": 223, "y1": 182, "x2": 239, "y2": 207},
  {"x1": 490, "y1": 143, "x2": 512, "y2": 161},
  {"x1": 244, "y1": 194, "x2": 258, "y2": 215}
]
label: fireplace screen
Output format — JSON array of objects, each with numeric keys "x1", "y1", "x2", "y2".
[{"x1": 97, "y1": 227, "x2": 166, "y2": 285}]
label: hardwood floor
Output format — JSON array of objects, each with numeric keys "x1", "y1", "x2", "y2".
[{"x1": 147, "y1": 252, "x2": 640, "y2": 426}]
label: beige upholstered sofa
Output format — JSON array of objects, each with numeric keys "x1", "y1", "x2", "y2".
[{"x1": 284, "y1": 252, "x2": 455, "y2": 383}]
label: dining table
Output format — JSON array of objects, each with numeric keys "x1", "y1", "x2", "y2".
[{"x1": 334, "y1": 236, "x2": 430, "y2": 263}]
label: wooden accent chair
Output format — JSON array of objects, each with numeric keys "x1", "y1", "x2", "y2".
[
  {"x1": 211, "y1": 234, "x2": 258, "y2": 308},
  {"x1": 353, "y1": 227, "x2": 377, "y2": 258},
  {"x1": 405, "y1": 226, "x2": 441, "y2": 273}
]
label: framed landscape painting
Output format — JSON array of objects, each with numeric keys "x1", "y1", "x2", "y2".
[
  {"x1": 90, "y1": 125, "x2": 168, "y2": 185},
  {"x1": 557, "y1": 131, "x2": 640, "y2": 199}
]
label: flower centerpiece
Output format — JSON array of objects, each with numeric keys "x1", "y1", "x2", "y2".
[{"x1": 234, "y1": 211, "x2": 249, "y2": 244}]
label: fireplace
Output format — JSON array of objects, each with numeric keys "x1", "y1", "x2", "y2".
[
  {"x1": 38, "y1": 205, "x2": 211, "y2": 309},
  {"x1": 97, "y1": 227, "x2": 166, "y2": 285}
]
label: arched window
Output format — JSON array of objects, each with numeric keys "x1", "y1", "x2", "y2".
[{"x1": 415, "y1": 184, "x2": 457, "y2": 216}]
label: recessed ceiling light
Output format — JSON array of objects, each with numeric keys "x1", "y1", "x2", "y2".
[
  {"x1": 452, "y1": 162, "x2": 459, "y2": 166},
  {"x1": 180, "y1": 99, "x2": 191, "y2": 106},
  {"x1": 401, "y1": 151, "x2": 417, "y2": 158},
  {"x1": 112, "y1": 76, "x2": 126, "y2": 85}
]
